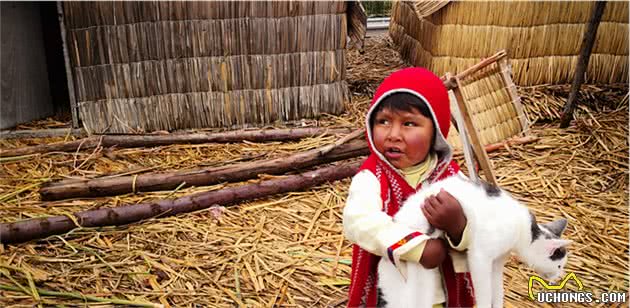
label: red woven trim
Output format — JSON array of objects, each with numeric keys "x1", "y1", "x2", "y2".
[{"x1": 386, "y1": 231, "x2": 422, "y2": 266}]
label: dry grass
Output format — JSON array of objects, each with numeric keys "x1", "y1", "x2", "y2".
[
  {"x1": 1, "y1": 35, "x2": 628, "y2": 307},
  {"x1": 390, "y1": 1, "x2": 629, "y2": 86}
]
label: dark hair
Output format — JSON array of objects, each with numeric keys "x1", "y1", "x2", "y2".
[
  {"x1": 369, "y1": 92, "x2": 433, "y2": 127},
  {"x1": 369, "y1": 92, "x2": 437, "y2": 148}
]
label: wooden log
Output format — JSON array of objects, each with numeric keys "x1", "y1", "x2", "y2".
[
  {"x1": 320, "y1": 129, "x2": 364, "y2": 155},
  {"x1": 559, "y1": 2, "x2": 606, "y2": 128},
  {"x1": 451, "y1": 77, "x2": 498, "y2": 186},
  {"x1": 40, "y1": 139, "x2": 369, "y2": 200},
  {"x1": 0, "y1": 127, "x2": 353, "y2": 157},
  {"x1": 0, "y1": 135, "x2": 540, "y2": 244},
  {"x1": 40, "y1": 133, "x2": 538, "y2": 201},
  {"x1": 453, "y1": 135, "x2": 539, "y2": 156},
  {"x1": 0, "y1": 128, "x2": 86, "y2": 140},
  {"x1": 1, "y1": 160, "x2": 361, "y2": 244}
]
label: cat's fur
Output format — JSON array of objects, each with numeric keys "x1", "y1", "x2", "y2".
[{"x1": 377, "y1": 175, "x2": 570, "y2": 308}]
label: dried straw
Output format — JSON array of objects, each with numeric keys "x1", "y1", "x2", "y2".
[
  {"x1": 62, "y1": 1, "x2": 357, "y2": 134},
  {"x1": 390, "y1": 1, "x2": 629, "y2": 86},
  {"x1": 1, "y1": 35, "x2": 627, "y2": 307}
]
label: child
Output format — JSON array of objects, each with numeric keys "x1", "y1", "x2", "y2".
[{"x1": 343, "y1": 67, "x2": 475, "y2": 307}]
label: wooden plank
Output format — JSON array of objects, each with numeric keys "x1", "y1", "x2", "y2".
[
  {"x1": 58, "y1": 2, "x2": 79, "y2": 128},
  {"x1": 0, "y1": 128, "x2": 86, "y2": 140},
  {"x1": 498, "y1": 58, "x2": 528, "y2": 133},
  {"x1": 451, "y1": 77, "x2": 498, "y2": 186}
]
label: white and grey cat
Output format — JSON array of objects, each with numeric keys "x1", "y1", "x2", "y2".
[{"x1": 377, "y1": 175, "x2": 571, "y2": 308}]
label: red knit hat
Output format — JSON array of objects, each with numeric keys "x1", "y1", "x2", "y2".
[
  {"x1": 369, "y1": 67, "x2": 451, "y2": 136},
  {"x1": 365, "y1": 67, "x2": 453, "y2": 172}
]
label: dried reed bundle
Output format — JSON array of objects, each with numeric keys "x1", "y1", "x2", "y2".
[
  {"x1": 62, "y1": 1, "x2": 364, "y2": 134},
  {"x1": 390, "y1": 1, "x2": 629, "y2": 86}
]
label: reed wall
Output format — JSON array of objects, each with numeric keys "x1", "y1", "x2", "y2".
[
  {"x1": 390, "y1": 1, "x2": 629, "y2": 86},
  {"x1": 63, "y1": 1, "x2": 363, "y2": 133}
]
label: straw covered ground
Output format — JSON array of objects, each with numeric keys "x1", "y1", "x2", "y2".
[{"x1": 1, "y1": 36, "x2": 628, "y2": 307}]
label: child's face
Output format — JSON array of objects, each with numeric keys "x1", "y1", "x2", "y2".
[{"x1": 372, "y1": 107, "x2": 435, "y2": 169}]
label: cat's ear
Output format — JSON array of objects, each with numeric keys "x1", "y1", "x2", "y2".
[
  {"x1": 542, "y1": 218, "x2": 568, "y2": 237},
  {"x1": 545, "y1": 239, "x2": 572, "y2": 256}
]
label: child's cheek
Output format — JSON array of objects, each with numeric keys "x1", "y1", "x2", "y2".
[
  {"x1": 406, "y1": 130, "x2": 432, "y2": 158},
  {"x1": 372, "y1": 128, "x2": 386, "y2": 152}
]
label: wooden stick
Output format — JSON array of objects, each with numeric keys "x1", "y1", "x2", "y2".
[
  {"x1": 498, "y1": 58, "x2": 529, "y2": 133},
  {"x1": 451, "y1": 77, "x2": 498, "y2": 186},
  {"x1": 443, "y1": 72, "x2": 460, "y2": 131},
  {"x1": 0, "y1": 128, "x2": 86, "y2": 140},
  {"x1": 1, "y1": 161, "x2": 361, "y2": 244},
  {"x1": 39, "y1": 140, "x2": 368, "y2": 200},
  {"x1": 456, "y1": 49, "x2": 507, "y2": 80},
  {"x1": 453, "y1": 135, "x2": 539, "y2": 156},
  {"x1": 319, "y1": 129, "x2": 365, "y2": 155},
  {"x1": 560, "y1": 2, "x2": 607, "y2": 128},
  {"x1": 441, "y1": 74, "x2": 458, "y2": 91},
  {"x1": 0, "y1": 127, "x2": 353, "y2": 157}
]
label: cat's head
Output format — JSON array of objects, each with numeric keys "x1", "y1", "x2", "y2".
[{"x1": 523, "y1": 214, "x2": 571, "y2": 282}]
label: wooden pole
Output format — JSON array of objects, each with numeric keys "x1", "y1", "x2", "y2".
[
  {"x1": 0, "y1": 127, "x2": 86, "y2": 139},
  {"x1": 497, "y1": 58, "x2": 528, "y2": 133},
  {"x1": 559, "y1": 1, "x2": 606, "y2": 128},
  {"x1": 451, "y1": 77, "x2": 498, "y2": 186},
  {"x1": 57, "y1": 2, "x2": 79, "y2": 129},
  {"x1": 456, "y1": 50, "x2": 507, "y2": 80},
  {"x1": 1, "y1": 161, "x2": 361, "y2": 244},
  {"x1": 39, "y1": 140, "x2": 368, "y2": 200},
  {"x1": 0, "y1": 127, "x2": 353, "y2": 158}
]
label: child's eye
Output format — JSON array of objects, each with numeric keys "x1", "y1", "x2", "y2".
[
  {"x1": 404, "y1": 121, "x2": 417, "y2": 127},
  {"x1": 377, "y1": 119, "x2": 389, "y2": 125}
]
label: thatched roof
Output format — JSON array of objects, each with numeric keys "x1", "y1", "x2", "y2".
[
  {"x1": 63, "y1": 1, "x2": 366, "y2": 134},
  {"x1": 390, "y1": 1, "x2": 628, "y2": 86}
]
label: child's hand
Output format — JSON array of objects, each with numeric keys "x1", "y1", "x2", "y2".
[
  {"x1": 421, "y1": 189, "x2": 467, "y2": 244},
  {"x1": 419, "y1": 238, "x2": 448, "y2": 268}
]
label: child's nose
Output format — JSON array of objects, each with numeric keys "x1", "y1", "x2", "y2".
[{"x1": 387, "y1": 125, "x2": 402, "y2": 141}]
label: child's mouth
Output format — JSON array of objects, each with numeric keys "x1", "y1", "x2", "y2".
[{"x1": 384, "y1": 147, "x2": 404, "y2": 160}]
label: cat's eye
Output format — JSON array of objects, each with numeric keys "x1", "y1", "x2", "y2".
[{"x1": 550, "y1": 247, "x2": 566, "y2": 260}]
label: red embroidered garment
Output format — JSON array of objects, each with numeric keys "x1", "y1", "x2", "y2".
[{"x1": 347, "y1": 68, "x2": 475, "y2": 307}]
